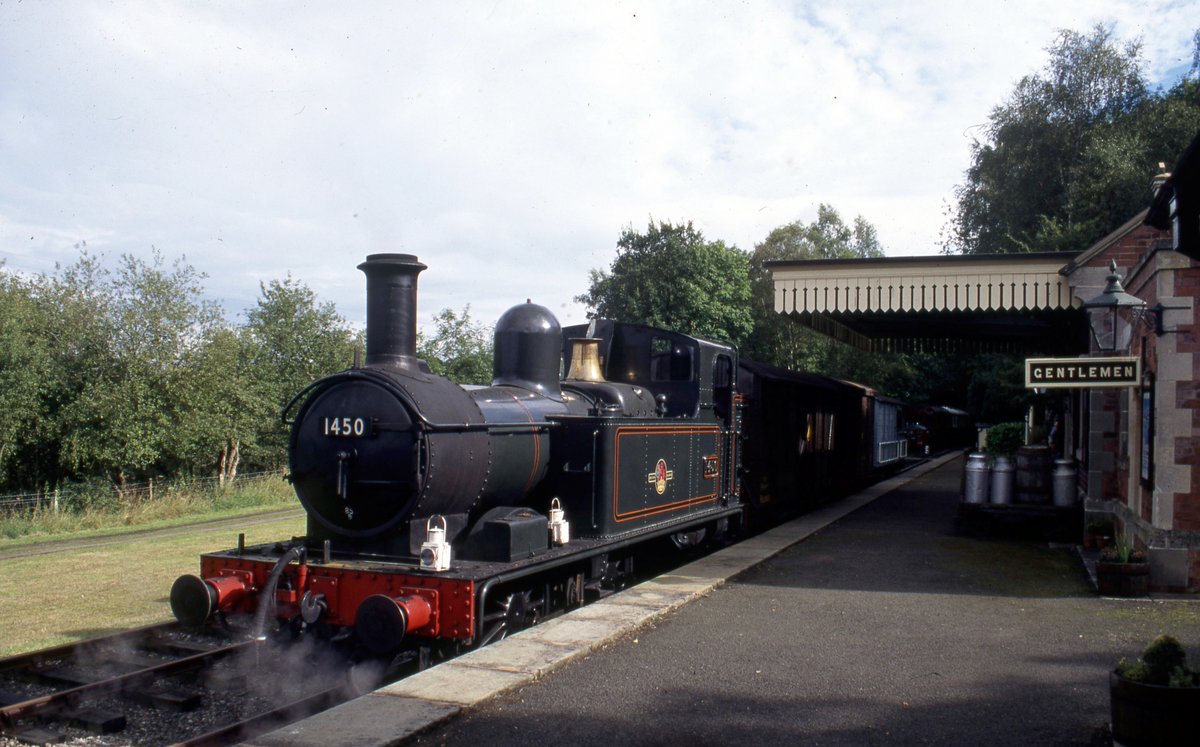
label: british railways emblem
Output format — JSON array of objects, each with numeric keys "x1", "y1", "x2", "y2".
[{"x1": 647, "y1": 458, "x2": 674, "y2": 495}]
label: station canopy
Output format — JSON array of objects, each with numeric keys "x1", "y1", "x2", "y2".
[{"x1": 767, "y1": 252, "x2": 1090, "y2": 355}]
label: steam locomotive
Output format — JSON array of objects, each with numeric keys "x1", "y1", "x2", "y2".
[{"x1": 170, "y1": 254, "x2": 905, "y2": 657}]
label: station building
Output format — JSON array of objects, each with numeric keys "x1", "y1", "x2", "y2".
[{"x1": 767, "y1": 134, "x2": 1200, "y2": 591}]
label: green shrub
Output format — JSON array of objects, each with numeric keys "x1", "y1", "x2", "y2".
[
  {"x1": 1142, "y1": 635, "x2": 1188, "y2": 680},
  {"x1": 1169, "y1": 665, "x2": 1199, "y2": 687},
  {"x1": 1117, "y1": 659, "x2": 1153, "y2": 683},
  {"x1": 985, "y1": 422, "x2": 1024, "y2": 458},
  {"x1": 1118, "y1": 635, "x2": 1197, "y2": 687}
]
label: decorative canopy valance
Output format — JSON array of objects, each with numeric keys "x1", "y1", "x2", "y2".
[
  {"x1": 771, "y1": 254, "x2": 1078, "y2": 315},
  {"x1": 767, "y1": 253, "x2": 1089, "y2": 354}
]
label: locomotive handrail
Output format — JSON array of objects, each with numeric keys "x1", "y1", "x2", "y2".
[
  {"x1": 406, "y1": 421, "x2": 560, "y2": 434},
  {"x1": 280, "y1": 377, "x2": 336, "y2": 425},
  {"x1": 280, "y1": 368, "x2": 561, "y2": 434},
  {"x1": 373, "y1": 420, "x2": 557, "y2": 434}
]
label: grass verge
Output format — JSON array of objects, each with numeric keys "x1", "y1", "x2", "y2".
[
  {"x1": 0, "y1": 512, "x2": 306, "y2": 657},
  {"x1": 0, "y1": 473, "x2": 296, "y2": 549}
]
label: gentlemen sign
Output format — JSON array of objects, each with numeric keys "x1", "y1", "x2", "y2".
[{"x1": 1025, "y1": 357, "x2": 1140, "y2": 389}]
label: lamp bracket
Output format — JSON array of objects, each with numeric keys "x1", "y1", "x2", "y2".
[{"x1": 1142, "y1": 303, "x2": 1189, "y2": 336}]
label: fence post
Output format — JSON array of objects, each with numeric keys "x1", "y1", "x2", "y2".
[{"x1": 53, "y1": 488, "x2": 59, "y2": 514}]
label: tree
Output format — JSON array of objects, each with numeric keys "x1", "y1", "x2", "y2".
[
  {"x1": 966, "y1": 354, "x2": 1032, "y2": 424},
  {"x1": 9, "y1": 252, "x2": 114, "y2": 490},
  {"x1": 54, "y1": 251, "x2": 222, "y2": 489},
  {"x1": 577, "y1": 220, "x2": 753, "y2": 344},
  {"x1": 173, "y1": 326, "x2": 263, "y2": 486},
  {"x1": 243, "y1": 275, "x2": 355, "y2": 468},
  {"x1": 744, "y1": 205, "x2": 885, "y2": 371},
  {"x1": 754, "y1": 206, "x2": 884, "y2": 264},
  {"x1": 947, "y1": 25, "x2": 1200, "y2": 254},
  {"x1": 1, "y1": 250, "x2": 360, "y2": 492},
  {"x1": 417, "y1": 306, "x2": 494, "y2": 385},
  {"x1": 0, "y1": 267, "x2": 53, "y2": 487}
]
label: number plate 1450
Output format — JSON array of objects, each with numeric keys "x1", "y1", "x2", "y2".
[{"x1": 323, "y1": 416, "x2": 368, "y2": 438}]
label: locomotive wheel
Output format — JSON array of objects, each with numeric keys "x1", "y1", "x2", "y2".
[
  {"x1": 479, "y1": 590, "x2": 541, "y2": 647},
  {"x1": 565, "y1": 574, "x2": 583, "y2": 609},
  {"x1": 669, "y1": 527, "x2": 708, "y2": 550}
]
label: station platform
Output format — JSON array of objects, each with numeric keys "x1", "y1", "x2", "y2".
[{"x1": 247, "y1": 453, "x2": 1200, "y2": 746}]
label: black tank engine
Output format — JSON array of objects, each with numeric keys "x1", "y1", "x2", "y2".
[
  {"x1": 288, "y1": 254, "x2": 734, "y2": 557},
  {"x1": 171, "y1": 253, "x2": 747, "y2": 654}
]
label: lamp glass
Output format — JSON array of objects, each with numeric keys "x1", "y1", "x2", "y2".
[{"x1": 1082, "y1": 260, "x2": 1145, "y2": 354}]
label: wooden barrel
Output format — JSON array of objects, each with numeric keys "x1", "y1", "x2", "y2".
[{"x1": 1015, "y1": 445, "x2": 1052, "y2": 504}]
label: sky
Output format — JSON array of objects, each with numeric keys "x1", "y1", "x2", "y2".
[{"x1": 1, "y1": 1, "x2": 1197, "y2": 332}]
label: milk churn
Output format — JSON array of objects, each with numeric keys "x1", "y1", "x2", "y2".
[
  {"x1": 1052, "y1": 459, "x2": 1077, "y2": 507},
  {"x1": 963, "y1": 452, "x2": 990, "y2": 504},
  {"x1": 989, "y1": 456, "x2": 1014, "y2": 504}
]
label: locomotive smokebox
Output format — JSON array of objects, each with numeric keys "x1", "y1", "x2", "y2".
[{"x1": 359, "y1": 253, "x2": 427, "y2": 369}]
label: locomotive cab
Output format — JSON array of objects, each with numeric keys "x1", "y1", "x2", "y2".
[
  {"x1": 553, "y1": 320, "x2": 741, "y2": 541},
  {"x1": 561, "y1": 319, "x2": 735, "y2": 420}
]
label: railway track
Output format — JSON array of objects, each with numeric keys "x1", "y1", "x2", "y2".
[
  {"x1": 0, "y1": 529, "x2": 728, "y2": 746},
  {"x1": 0, "y1": 620, "x2": 360, "y2": 746}
]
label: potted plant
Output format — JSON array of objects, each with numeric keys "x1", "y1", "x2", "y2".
[
  {"x1": 1110, "y1": 634, "x2": 1200, "y2": 746},
  {"x1": 984, "y1": 422, "x2": 1023, "y2": 505},
  {"x1": 1096, "y1": 537, "x2": 1149, "y2": 596}
]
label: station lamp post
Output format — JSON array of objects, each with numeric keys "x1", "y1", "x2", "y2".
[
  {"x1": 1081, "y1": 260, "x2": 1147, "y2": 354},
  {"x1": 1081, "y1": 259, "x2": 1180, "y2": 353}
]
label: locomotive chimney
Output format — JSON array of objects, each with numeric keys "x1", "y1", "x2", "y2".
[{"x1": 358, "y1": 253, "x2": 427, "y2": 369}]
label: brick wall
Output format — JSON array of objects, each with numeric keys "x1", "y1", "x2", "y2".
[{"x1": 1078, "y1": 224, "x2": 1199, "y2": 590}]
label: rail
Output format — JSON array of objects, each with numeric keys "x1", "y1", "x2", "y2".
[
  {"x1": 0, "y1": 622, "x2": 352, "y2": 745},
  {"x1": 170, "y1": 686, "x2": 345, "y2": 747}
]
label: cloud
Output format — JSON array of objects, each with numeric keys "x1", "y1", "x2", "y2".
[{"x1": 1, "y1": 0, "x2": 1195, "y2": 332}]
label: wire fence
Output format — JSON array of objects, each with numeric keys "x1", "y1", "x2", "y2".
[{"x1": 0, "y1": 471, "x2": 286, "y2": 516}]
